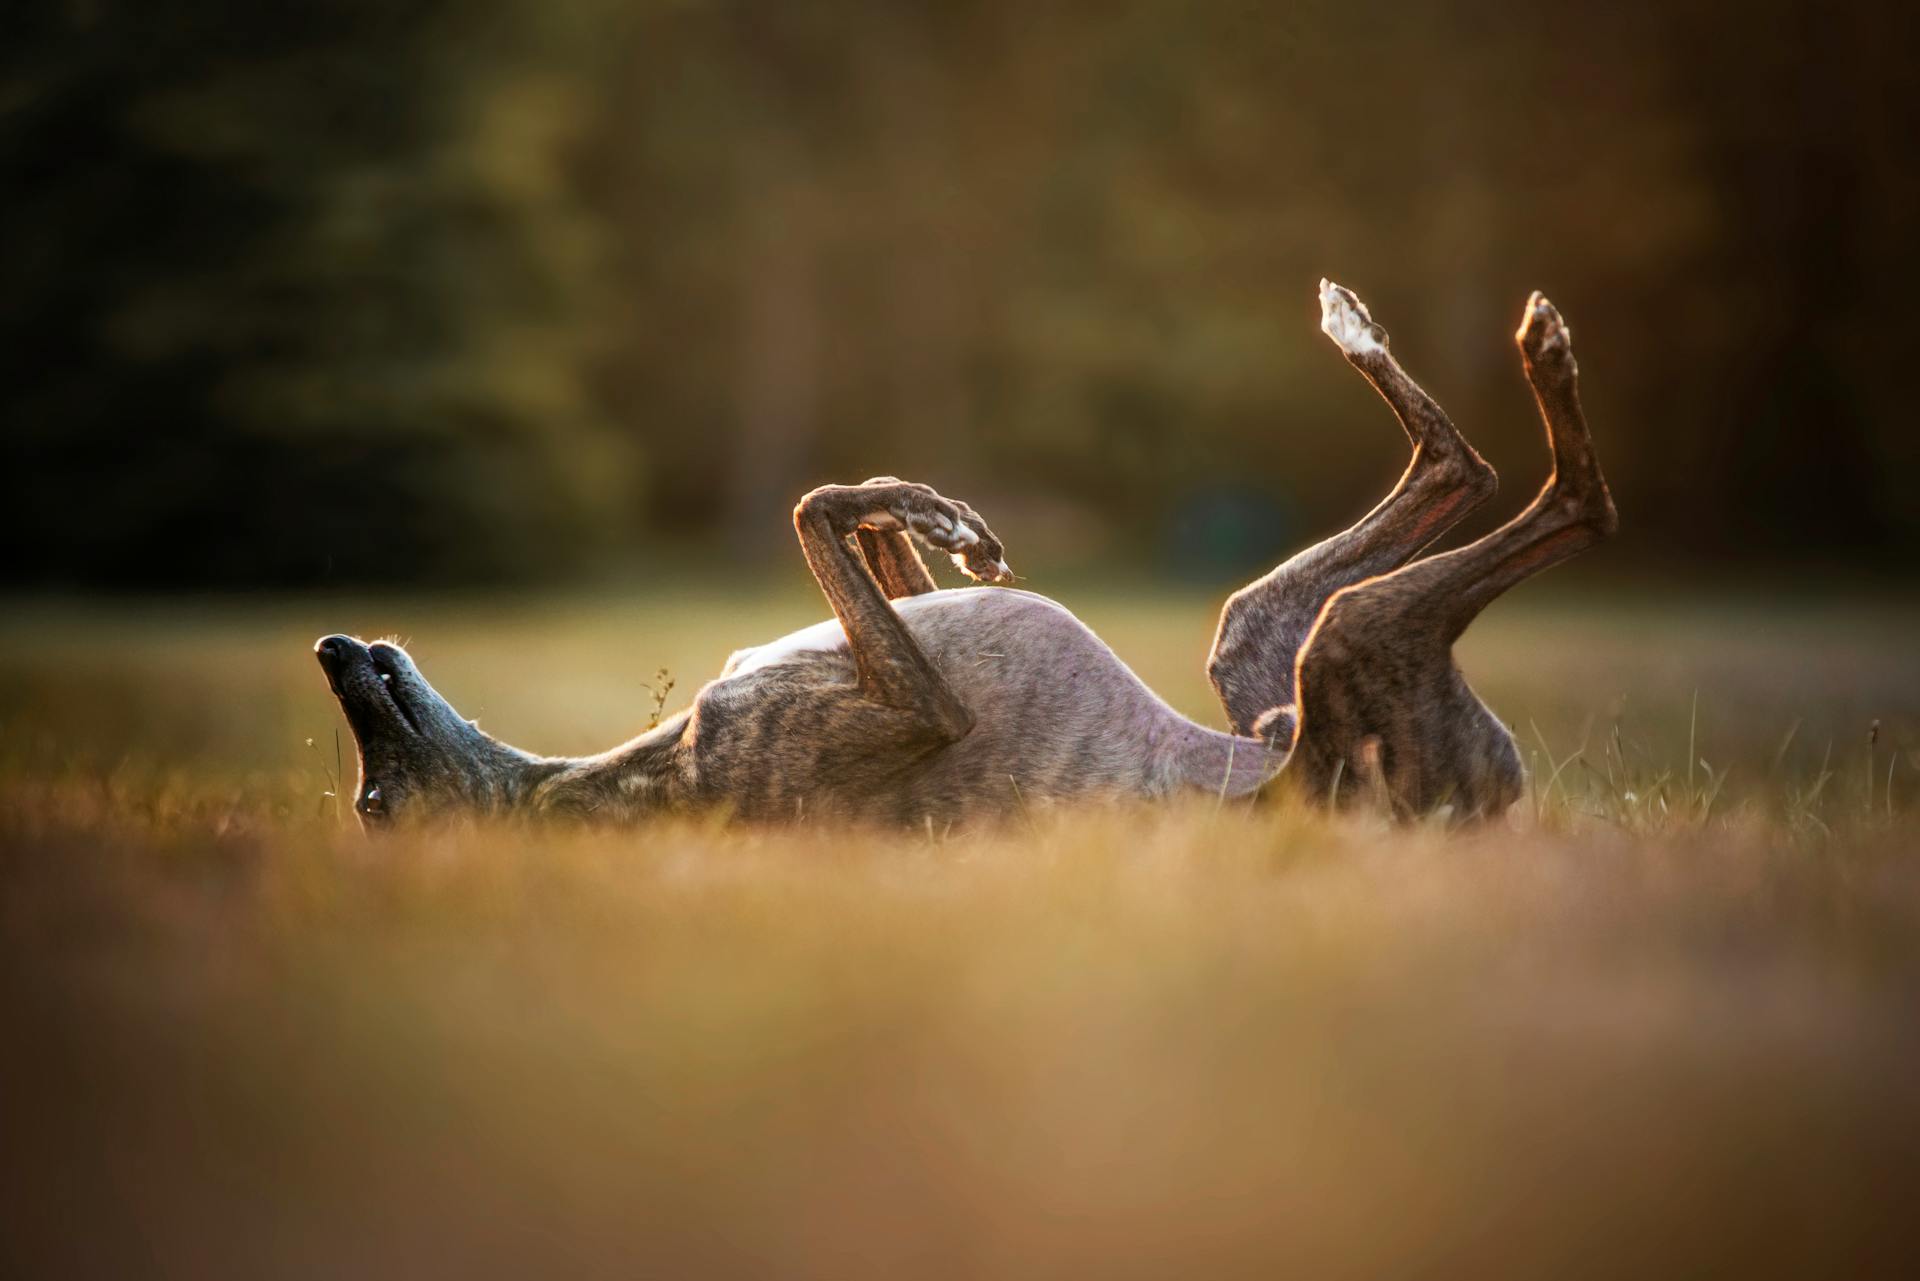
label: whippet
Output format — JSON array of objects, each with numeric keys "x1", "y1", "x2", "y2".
[{"x1": 315, "y1": 283, "x2": 1616, "y2": 826}]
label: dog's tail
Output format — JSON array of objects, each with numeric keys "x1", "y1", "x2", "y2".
[{"x1": 1166, "y1": 723, "x2": 1287, "y2": 800}]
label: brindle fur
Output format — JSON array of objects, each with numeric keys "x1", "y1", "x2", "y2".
[{"x1": 315, "y1": 284, "x2": 1614, "y2": 828}]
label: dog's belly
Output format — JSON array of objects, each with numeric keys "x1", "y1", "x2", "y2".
[
  {"x1": 723, "y1": 588, "x2": 1162, "y2": 722},
  {"x1": 712, "y1": 590, "x2": 1273, "y2": 821}
]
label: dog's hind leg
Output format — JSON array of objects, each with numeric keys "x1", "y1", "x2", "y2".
[
  {"x1": 1289, "y1": 293, "x2": 1618, "y2": 817},
  {"x1": 1207, "y1": 281, "x2": 1498, "y2": 744}
]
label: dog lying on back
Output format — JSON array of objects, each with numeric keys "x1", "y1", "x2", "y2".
[{"x1": 316, "y1": 282, "x2": 1614, "y2": 826}]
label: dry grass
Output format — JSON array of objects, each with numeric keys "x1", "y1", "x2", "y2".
[{"x1": 3, "y1": 587, "x2": 1918, "y2": 1278}]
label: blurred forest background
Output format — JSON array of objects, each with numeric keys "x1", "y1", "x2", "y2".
[{"x1": 6, "y1": 0, "x2": 1917, "y2": 590}]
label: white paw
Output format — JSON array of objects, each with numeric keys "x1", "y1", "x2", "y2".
[{"x1": 1319, "y1": 278, "x2": 1386, "y2": 356}]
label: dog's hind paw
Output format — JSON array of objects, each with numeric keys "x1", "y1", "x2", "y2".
[
  {"x1": 1515, "y1": 291, "x2": 1576, "y2": 379},
  {"x1": 1319, "y1": 279, "x2": 1388, "y2": 357}
]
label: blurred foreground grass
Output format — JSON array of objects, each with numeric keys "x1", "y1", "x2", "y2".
[{"x1": 3, "y1": 586, "x2": 1919, "y2": 1277}]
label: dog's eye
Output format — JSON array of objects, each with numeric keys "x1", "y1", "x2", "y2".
[{"x1": 363, "y1": 783, "x2": 384, "y2": 813}]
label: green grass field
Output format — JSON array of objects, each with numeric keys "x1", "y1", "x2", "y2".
[{"x1": 3, "y1": 586, "x2": 1918, "y2": 1277}]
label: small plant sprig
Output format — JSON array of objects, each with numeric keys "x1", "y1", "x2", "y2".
[
  {"x1": 306, "y1": 728, "x2": 344, "y2": 821},
  {"x1": 1865, "y1": 719, "x2": 1880, "y2": 820},
  {"x1": 641, "y1": 667, "x2": 676, "y2": 729}
]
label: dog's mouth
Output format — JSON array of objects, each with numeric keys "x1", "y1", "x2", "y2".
[{"x1": 314, "y1": 635, "x2": 423, "y2": 738}]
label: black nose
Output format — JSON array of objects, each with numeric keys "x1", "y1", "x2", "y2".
[{"x1": 314, "y1": 636, "x2": 366, "y2": 686}]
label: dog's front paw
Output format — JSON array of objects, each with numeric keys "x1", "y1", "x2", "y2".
[
  {"x1": 859, "y1": 482, "x2": 1012, "y2": 584},
  {"x1": 918, "y1": 498, "x2": 1012, "y2": 584}
]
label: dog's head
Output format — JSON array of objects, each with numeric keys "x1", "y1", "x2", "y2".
[{"x1": 313, "y1": 635, "x2": 541, "y2": 825}]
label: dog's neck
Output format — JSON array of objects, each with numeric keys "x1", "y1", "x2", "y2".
[{"x1": 523, "y1": 710, "x2": 693, "y2": 822}]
